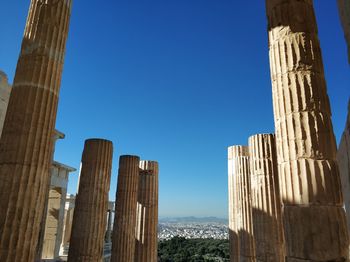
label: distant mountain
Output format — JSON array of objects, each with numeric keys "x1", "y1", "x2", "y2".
[{"x1": 159, "y1": 216, "x2": 228, "y2": 224}]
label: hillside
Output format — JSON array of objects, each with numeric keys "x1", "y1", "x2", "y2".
[{"x1": 158, "y1": 236, "x2": 229, "y2": 262}]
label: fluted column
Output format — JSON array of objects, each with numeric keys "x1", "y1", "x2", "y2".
[
  {"x1": 111, "y1": 155, "x2": 140, "y2": 262},
  {"x1": 0, "y1": 1, "x2": 72, "y2": 261},
  {"x1": 228, "y1": 146, "x2": 240, "y2": 262},
  {"x1": 266, "y1": 0, "x2": 349, "y2": 260},
  {"x1": 230, "y1": 146, "x2": 255, "y2": 262},
  {"x1": 249, "y1": 134, "x2": 283, "y2": 261},
  {"x1": 68, "y1": 139, "x2": 113, "y2": 262},
  {"x1": 135, "y1": 161, "x2": 159, "y2": 262}
]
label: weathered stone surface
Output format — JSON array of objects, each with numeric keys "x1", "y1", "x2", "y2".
[
  {"x1": 111, "y1": 155, "x2": 140, "y2": 262},
  {"x1": 338, "y1": 0, "x2": 350, "y2": 64},
  {"x1": 41, "y1": 161, "x2": 76, "y2": 259},
  {"x1": 0, "y1": 1, "x2": 72, "y2": 261},
  {"x1": 229, "y1": 146, "x2": 255, "y2": 262},
  {"x1": 283, "y1": 205, "x2": 348, "y2": 260},
  {"x1": 228, "y1": 146, "x2": 240, "y2": 262},
  {"x1": 41, "y1": 187, "x2": 65, "y2": 259},
  {"x1": 0, "y1": 71, "x2": 11, "y2": 139},
  {"x1": 337, "y1": 100, "x2": 350, "y2": 252},
  {"x1": 35, "y1": 130, "x2": 65, "y2": 260},
  {"x1": 266, "y1": 0, "x2": 349, "y2": 260},
  {"x1": 68, "y1": 139, "x2": 113, "y2": 262},
  {"x1": 249, "y1": 134, "x2": 284, "y2": 261},
  {"x1": 135, "y1": 160, "x2": 159, "y2": 262}
]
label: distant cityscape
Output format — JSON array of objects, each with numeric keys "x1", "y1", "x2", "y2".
[{"x1": 158, "y1": 217, "x2": 228, "y2": 240}]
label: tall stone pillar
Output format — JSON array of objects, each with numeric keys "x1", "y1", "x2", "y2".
[
  {"x1": 266, "y1": 0, "x2": 349, "y2": 260},
  {"x1": 36, "y1": 130, "x2": 66, "y2": 260},
  {"x1": 228, "y1": 146, "x2": 240, "y2": 262},
  {"x1": 337, "y1": 100, "x2": 350, "y2": 249},
  {"x1": 67, "y1": 139, "x2": 113, "y2": 262},
  {"x1": 0, "y1": 1, "x2": 72, "y2": 261},
  {"x1": 105, "y1": 207, "x2": 113, "y2": 243},
  {"x1": 111, "y1": 155, "x2": 140, "y2": 262},
  {"x1": 135, "y1": 161, "x2": 159, "y2": 262},
  {"x1": 338, "y1": 0, "x2": 350, "y2": 64},
  {"x1": 230, "y1": 146, "x2": 255, "y2": 262},
  {"x1": 61, "y1": 195, "x2": 75, "y2": 256},
  {"x1": 248, "y1": 134, "x2": 284, "y2": 261}
]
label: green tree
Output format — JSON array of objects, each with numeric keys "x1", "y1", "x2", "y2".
[{"x1": 158, "y1": 237, "x2": 229, "y2": 262}]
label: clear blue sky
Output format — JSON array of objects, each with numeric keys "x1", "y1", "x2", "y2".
[{"x1": 0, "y1": 1, "x2": 349, "y2": 218}]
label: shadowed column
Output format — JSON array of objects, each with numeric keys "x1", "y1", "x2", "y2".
[
  {"x1": 135, "y1": 161, "x2": 159, "y2": 262},
  {"x1": 266, "y1": 0, "x2": 349, "y2": 260},
  {"x1": 68, "y1": 139, "x2": 113, "y2": 262},
  {"x1": 337, "y1": 100, "x2": 350, "y2": 252},
  {"x1": 111, "y1": 155, "x2": 140, "y2": 262},
  {"x1": 230, "y1": 146, "x2": 255, "y2": 262},
  {"x1": 228, "y1": 146, "x2": 240, "y2": 262},
  {"x1": 0, "y1": 1, "x2": 72, "y2": 261},
  {"x1": 249, "y1": 134, "x2": 284, "y2": 261}
]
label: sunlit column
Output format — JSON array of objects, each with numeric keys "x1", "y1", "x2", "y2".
[
  {"x1": 266, "y1": 0, "x2": 349, "y2": 259},
  {"x1": 68, "y1": 139, "x2": 113, "y2": 262},
  {"x1": 0, "y1": 1, "x2": 72, "y2": 261}
]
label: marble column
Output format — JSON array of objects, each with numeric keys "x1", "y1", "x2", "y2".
[
  {"x1": 135, "y1": 161, "x2": 159, "y2": 262},
  {"x1": 111, "y1": 155, "x2": 140, "y2": 262},
  {"x1": 249, "y1": 134, "x2": 284, "y2": 261},
  {"x1": 266, "y1": 0, "x2": 349, "y2": 260},
  {"x1": 36, "y1": 130, "x2": 65, "y2": 260},
  {"x1": 0, "y1": 1, "x2": 72, "y2": 261},
  {"x1": 230, "y1": 146, "x2": 255, "y2": 262},
  {"x1": 228, "y1": 146, "x2": 240, "y2": 262},
  {"x1": 68, "y1": 139, "x2": 113, "y2": 262}
]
